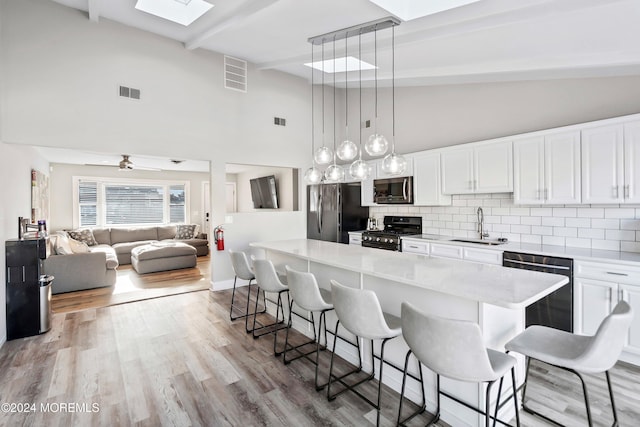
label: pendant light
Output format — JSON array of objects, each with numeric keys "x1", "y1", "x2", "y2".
[
  {"x1": 304, "y1": 42, "x2": 323, "y2": 184},
  {"x1": 314, "y1": 40, "x2": 333, "y2": 165},
  {"x1": 336, "y1": 37, "x2": 357, "y2": 161},
  {"x1": 364, "y1": 27, "x2": 389, "y2": 157},
  {"x1": 349, "y1": 31, "x2": 371, "y2": 180},
  {"x1": 325, "y1": 36, "x2": 345, "y2": 182},
  {"x1": 381, "y1": 25, "x2": 408, "y2": 175}
]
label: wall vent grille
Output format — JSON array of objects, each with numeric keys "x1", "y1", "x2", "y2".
[
  {"x1": 119, "y1": 85, "x2": 141, "y2": 100},
  {"x1": 224, "y1": 56, "x2": 247, "y2": 93}
]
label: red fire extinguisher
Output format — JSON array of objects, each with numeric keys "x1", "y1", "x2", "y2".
[{"x1": 214, "y1": 225, "x2": 224, "y2": 251}]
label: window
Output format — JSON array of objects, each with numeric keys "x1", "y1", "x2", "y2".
[{"x1": 73, "y1": 177, "x2": 189, "y2": 228}]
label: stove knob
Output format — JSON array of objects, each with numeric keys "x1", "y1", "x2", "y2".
[{"x1": 376, "y1": 237, "x2": 381, "y2": 242}]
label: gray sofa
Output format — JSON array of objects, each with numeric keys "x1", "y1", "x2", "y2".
[{"x1": 44, "y1": 225, "x2": 209, "y2": 294}]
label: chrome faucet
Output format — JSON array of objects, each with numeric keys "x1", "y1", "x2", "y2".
[{"x1": 477, "y1": 207, "x2": 489, "y2": 240}]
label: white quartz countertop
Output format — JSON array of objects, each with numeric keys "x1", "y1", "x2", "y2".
[
  {"x1": 250, "y1": 239, "x2": 568, "y2": 310},
  {"x1": 401, "y1": 234, "x2": 640, "y2": 264}
]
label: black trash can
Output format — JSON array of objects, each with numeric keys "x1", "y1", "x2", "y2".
[{"x1": 39, "y1": 274, "x2": 53, "y2": 333}]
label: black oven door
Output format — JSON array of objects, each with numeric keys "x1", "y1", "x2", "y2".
[{"x1": 374, "y1": 177, "x2": 413, "y2": 204}]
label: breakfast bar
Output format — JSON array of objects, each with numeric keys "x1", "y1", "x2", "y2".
[{"x1": 251, "y1": 239, "x2": 569, "y2": 427}]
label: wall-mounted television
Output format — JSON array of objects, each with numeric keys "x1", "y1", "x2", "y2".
[{"x1": 249, "y1": 175, "x2": 279, "y2": 209}]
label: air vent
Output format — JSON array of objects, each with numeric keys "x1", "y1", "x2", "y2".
[
  {"x1": 224, "y1": 56, "x2": 247, "y2": 93},
  {"x1": 274, "y1": 117, "x2": 286, "y2": 126},
  {"x1": 119, "y1": 85, "x2": 141, "y2": 100}
]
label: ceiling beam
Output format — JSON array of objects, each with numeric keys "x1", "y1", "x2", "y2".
[
  {"x1": 185, "y1": 0, "x2": 280, "y2": 51},
  {"x1": 87, "y1": 0, "x2": 100, "y2": 23}
]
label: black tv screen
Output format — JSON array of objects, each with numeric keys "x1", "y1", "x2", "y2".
[{"x1": 249, "y1": 175, "x2": 279, "y2": 209}]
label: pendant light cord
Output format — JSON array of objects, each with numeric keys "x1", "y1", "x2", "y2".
[
  {"x1": 344, "y1": 36, "x2": 348, "y2": 137},
  {"x1": 311, "y1": 42, "x2": 315, "y2": 162},
  {"x1": 391, "y1": 24, "x2": 395, "y2": 153},
  {"x1": 373, "y1": 27, "x2": 378, "y2": 132},
  {"x1": 321, "y1": 40, "x2": 325, "y2": 145},
  {"x1": 332, "y1": 36, "x2": 337, "y2": 161},
  {"x1": 358, "y1": 31, "x2": 362, "y2": 160}
]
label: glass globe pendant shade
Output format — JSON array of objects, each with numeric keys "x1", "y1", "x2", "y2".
[
  {"x1": 381, "y1": 152, "x2": 408, "y2": 176},
  {"x1": 324, "y1": 164, "x2": 345, "y2": 182},
  {"x1": 314, "y1": 146, "x2": 333, "y2": 165},
  {"x1": 349, "y1": 159, "x2": 370, "y2": 180},
  {"x1": 365, "y1": 133, "x2": 389, "y2": 156},
  {"x1": 336, "y1": 139, "x2": 358, "y2": 161},
  {"x1": 304, "y1": 166, "x2": 323, "y2": 184}
]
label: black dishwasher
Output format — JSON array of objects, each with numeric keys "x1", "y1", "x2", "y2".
[{"x1": 503, "y1": 251, "x2": 573, "y2": 333}]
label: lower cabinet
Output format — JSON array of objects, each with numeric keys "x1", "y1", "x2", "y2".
[
  {"x1": 401, "y1": 240, "x2": 503, "y2": 266},
  {"x1": 574, "y1": 260, "x2": 640, "y2": 364},
  {"x1": 348, "y1": 233, "x2": 363, "y2": 246}
]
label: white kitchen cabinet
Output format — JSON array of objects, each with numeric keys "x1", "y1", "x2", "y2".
[
  {"x1": 462, "y1": 247, "x2": 502, "y2": 265},
  {"x1": 581, "y1": 121, "x2": 640, "y2": 204},
  {"x1": 413, "y1": 152, "x2": 451, "y2": 206},
  {"x1": 348, "y1": 232, "x2": 363, "y2": 246},
  {"x1": 401, "y1": 239, "x2": 429, "y2": 255},
  {"x1": 574, "y1": 259, "x2": 640, "y2": 364},
  {"x1": 375, "y1": 157, "x2": 414, "y2": 178},
  {"x1": 441, "y1": 140, "x2": 512, "y2": 194},
  {"x1": 429, "y1": 243, "x2": 464, "y2": 259},
  {"x1": 360, "y1": 164, "x2": 377, "y2": 207},
  {"x1": 513, "y1": 131, "x2": 581, "y2": 204}
]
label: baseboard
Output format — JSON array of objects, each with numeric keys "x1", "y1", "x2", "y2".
[{"x1": 210, "y1": 278, "x2": 241, "y2": 291}]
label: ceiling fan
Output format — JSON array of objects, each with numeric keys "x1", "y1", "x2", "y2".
[{"x1": 86, "y1": 154, "x2": 161, "y2": 171}]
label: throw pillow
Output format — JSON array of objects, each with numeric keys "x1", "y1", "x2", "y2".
[
  {"x1": 67, "y1": 229, "x2": 98, "y2": 246},
  {"x1": 68, "y1": 238, "x2": 90, "y2": 253},
  {"x1": 175, "y1": 224, "x2": 197, "y2": 240},
  {"x1": 55, "y1": 232, "x2": 73, "y2": 255}
]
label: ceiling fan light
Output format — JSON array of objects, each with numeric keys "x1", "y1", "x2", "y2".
[
  {"x1": 349, "y1": 159, "x2": 371, "y2": 180},
  {"x1": 365, "y1": 133, "x2": 389, "y2": 156},
  {"x1": 381, "y1": 152, "x2": 407, "y2": 175},
  {"x1": 304, "y1": 166, "x2": 323, "y2": 184},
  {"x1": 337, "y1": 139, "x2": 358, "y2": 161}
]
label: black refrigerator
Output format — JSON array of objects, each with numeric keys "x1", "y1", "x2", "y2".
[{"x1": 307, "y1": 183, "x2": 369, "y2": 244}]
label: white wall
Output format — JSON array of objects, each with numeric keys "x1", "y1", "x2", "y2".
[
  {"x1": 0, "y1": 143, "x2": 49, "y2": 345},
  {"x1": 48, "y1": 163, "x2": 211, "y2": 230},
  {"x1": 0, "y1": 0, "x2": 309, "y2": 287}
]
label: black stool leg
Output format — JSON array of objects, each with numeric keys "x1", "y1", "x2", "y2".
[{"x1": 605, "y1": 370, "x2": 619, "y2": 427}]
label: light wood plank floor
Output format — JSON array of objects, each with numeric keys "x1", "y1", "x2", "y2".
[
  {"x1": 51, "y1": 255, "x2": 211, "y2": 314},
  {"x1": 1, "y1": 288, "x2": 639, "y2": 426}
]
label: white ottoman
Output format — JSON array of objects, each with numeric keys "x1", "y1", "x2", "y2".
[{"x1": 131, "y1": 242, "x2": 197, "y2": 274}]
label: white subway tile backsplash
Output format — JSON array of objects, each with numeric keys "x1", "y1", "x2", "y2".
[
  {"x1": 541, "y1": 217, "x2": 564, "y2": 227},
  {"x1": 372, "y1": 194, "x2": 640, "y2": 253}
]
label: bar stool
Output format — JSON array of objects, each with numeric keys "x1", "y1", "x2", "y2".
[
  {"x1": 504, "y1": 300, "x2": 633, "y2": 427},
  {"x1": 283, "y1": 266, "x2": 334, "y2": 390},
  {"x1": 397, "y1": 302, "x2": 520, "y2": 427},
  {"x1": 327, "y1": 280, "x2": 402, "y2": 427},
  {"x1": 251, "y1": 259, "x2": 290, "y2": 356},
  {"x1": 228, "y1": 250, "x2": 265, "y2": 325}
]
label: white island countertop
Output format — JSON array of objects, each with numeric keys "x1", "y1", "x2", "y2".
[{"x1": 250, "y1": 239, "x2": 568, "y2": 310}]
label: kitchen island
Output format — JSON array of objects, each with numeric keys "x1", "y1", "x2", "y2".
[{"x1": 250, "y1": 239, "x2": 568, "y2": 427}]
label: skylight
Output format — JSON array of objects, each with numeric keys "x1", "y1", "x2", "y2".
[
  {"x1": 304, "y1": 57, "x2": 376, "y2": 73},
  {"x1": 135, "y1": 0, "x2": 213, "y2": 26},
  {"x1": 369, "y1": 0, "x2": 481, "y2": 21}
]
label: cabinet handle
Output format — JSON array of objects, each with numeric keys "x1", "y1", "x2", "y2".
[
  {"x1": 625, "y1": 185, "x2": 630, "y2": 198},
  {"x1": 613, "y1": 186, "x2": 619, "y2": 198},
  {"x1": 619, "y1": 288, "x2": 624, "y2": 301},
  {"x1": 606, "y1": 271, "x2": 628, "y2": 276},
  {"x1": 544, "y1": 188, "x2": 548, "y2": 200},
  {"x1": 609, "y1": 287, "x2": 613, "y2": 301},
  {"x1": 409, "y1": 245, "x2": 418, "y2": 249}
]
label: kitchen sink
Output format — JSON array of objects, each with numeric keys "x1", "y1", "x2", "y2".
[{"x1": 450, "y1": 238, "x2": 507, "y2": 246}]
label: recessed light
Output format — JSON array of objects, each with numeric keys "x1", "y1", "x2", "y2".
[
  {"x1": 304, "y1": 56, "x2": 376, "y2": 73},
  {"x1": 135, "y1": 0, "x2": 213, "y2": 26},
  {"x1": 369, "y1": 0, "x2": 480, "y2": 21}
]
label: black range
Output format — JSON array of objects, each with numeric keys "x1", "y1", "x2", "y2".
[{"x1": 361, "y1": 216, "x2": 422, "y2": 251}]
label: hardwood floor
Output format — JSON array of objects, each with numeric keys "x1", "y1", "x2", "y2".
[
  {"x1": 51, "y1": 255, "x2": 211, "y2": 314},
  {"x1": 1, "y1": 288, "x2": 639, "y2": 426}
]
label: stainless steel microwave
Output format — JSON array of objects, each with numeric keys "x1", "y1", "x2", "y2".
[{"x1": 373, "y1": 176, "x2": 413, "y2": 204}]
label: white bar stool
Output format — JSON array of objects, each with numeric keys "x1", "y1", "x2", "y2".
[
  {"x1": 283, "y1": 266, "x2": 335, "y2": 390},
  {"x1": 228, "y1": 250, "x2": 265, "y2": 327},
  {"x1": 327, "y1": 280, "x2": 402, "y2": 427},
  {"x1": 252, "y1": 259, "x2": 290, "y2": 356},
  {"x1": 505, "y1": 300, "x2": 633, "y2": 427},
  {"x1": 397, "y1": 302, "x2": 520, "y2": 427}
]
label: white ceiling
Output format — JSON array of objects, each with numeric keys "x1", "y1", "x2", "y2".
[{"x1": 49, "y1": 0, "x2": 640, "y2": 86}]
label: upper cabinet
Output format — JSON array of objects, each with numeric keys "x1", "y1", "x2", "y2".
[
  {"x1": 375, "y1": 157, "x2": 414, "y2": 179},
  {"x1": 441, "y1": 140, "x2": 513, "y2": 194},
  {"x1": 581, "y1": 121, "x2": 640, "y2": 204},
  {"x1": 360, "y1": 163, "x2": 377, "y2": 207},
  {"x1": 513, "y1": 131, "x2": 581, "y2": 204},
  {"x1": 413, "y1": 152, "x2": 451, "y2": 206}
]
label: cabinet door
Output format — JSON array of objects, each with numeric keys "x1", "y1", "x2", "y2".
[
  {"x1": 574, "y1": 277, "x2": 616, "y2": 336},
  {"x1": 441, "y1": 148, "x2": 474, "y2": 194},
  {"x1": 401, "y1": 240, "x2": 429, "y2": 255},
  {"x1": 513, "y1": 137, "x2": 544, "y2": 204},
  {"x1": 429, "y1": 243, "x2": 463, "y2": 259},
  {"x1": 624, "y1": 121, "x2": 640, "y2": 203},
  {"x1": 413, "y1": 153, "x2": 451, "y2": 206},
  {"x1": 620, "y1": 284, "x2": 640, "y2": 356},
  {"x1": 581, "y1": 124, "x2": 624, "y2": 203},
  {"x1": 360, "y1": 164, "x2": 377, "y2": 206},
  {"x1": 475, "y1": 141, "x2": 513, "y2": 193},
  {"x1": 349, "y1": 235, "x2": 362, "y2": 245},
  {"x1": 462, "y1": 247, "x2": 502, "y2": 265},
  {"x1": 546, "y1": 131, "x2": 582, "y2": 204}
]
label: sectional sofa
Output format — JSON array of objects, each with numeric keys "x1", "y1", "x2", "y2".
[{"x1": 44, "y1": 225, "x2": 209, "y2": 294}]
